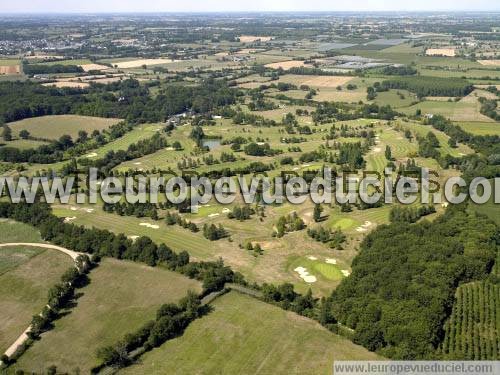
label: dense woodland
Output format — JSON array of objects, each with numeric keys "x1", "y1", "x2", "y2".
[{"x1": 330, "y1": 206, "x2": 498, "y2": 359}]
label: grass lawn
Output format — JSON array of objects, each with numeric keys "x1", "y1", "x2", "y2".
[
  {"x1": 0, "y1": 249, "x2": 72, "y2": 354},
  {"x1": 7, "y1": 115, "x2": 121, "y2": 140},
  {"x1": 122, "y1": 292, "x2": 382, "y2": 374},
  {"x1": 13, "y1": 258, "x2": 201, "y2": 373}
]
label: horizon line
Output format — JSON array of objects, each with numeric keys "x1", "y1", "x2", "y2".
[{"x1": 1, "y1": 10, "x2": 500, "y2": 15}]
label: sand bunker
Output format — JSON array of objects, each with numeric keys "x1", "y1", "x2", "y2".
[
  {"x1": 355, "y1": 221, "x2": 373, "y2": 233},
  {"x1": 208, "y1": 213, "x2": 220, "y2": 218},
  {"x1": 325, "y1": 258, "x2": 337, "y2": 264},
  {"x1": 373, "y1": 147, "x2": 382, "y2": 153},
  {"x1": 307, "y1": 256, "x2": 318, "y2": 261},
  {"x1": 222, "y1": 208, "x2": 231, "y2": 214},
  {"x1": 64, "y1": 217, "x2": 77, "y2": 223},
  {"x1": 128, "y1": 235, "x2": 139, "y2": 241},
  {"x1": 294, "y1": 266, "x2": 317, "y2": 283},
  {"x1": 86, "y1": 152, "x2": 98, "y2": 158},
  {"x1": 341, "y1": 270, "x2": 351, "y2": 277},
  {"x1": 139, "y1": 223, "x2": 160, "y2": 229}
]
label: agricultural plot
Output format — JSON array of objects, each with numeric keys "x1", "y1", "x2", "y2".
[
  {"x1": 13, "y1": 258, "x2": 201, "y2": 373},
  {"x1": 277, "y1": 74, "x2": 355, "y2": 88},
  {"x1": 439, "y1": 282, "x2": 499, "y2": 360},
  {"x1": 121, "y1": 292, "x2": 382, "y2": 374},
  {"x1": 0, "y1": 139, "x2": 49, "y2": 150},
  {"x1": 0, "y1": 248, "x2": 72, "y2": 354},
  {"x1": 0, "y1": 220, "x2": 72, "y2": 353},
  {"x1": 454, "y1": 121, "x2": 500, "y2": 136},
  {"x1": 7, "y1": 115, "x2": 121, "y2": 140},
  {"x1": 399, "y1": 99, "x2": 493, "y2": 122}
]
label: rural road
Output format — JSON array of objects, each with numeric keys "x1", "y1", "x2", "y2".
[{"x1": 0, "y1": 242, "x2": 83, "y2": 361}]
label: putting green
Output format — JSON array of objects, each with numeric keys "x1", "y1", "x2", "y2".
[{"x1": 287, "y1": 256, "x2": 345, "y2": 282}]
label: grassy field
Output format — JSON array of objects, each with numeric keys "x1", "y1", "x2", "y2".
[
  {"x1": 39, "y1": 59, "x2": 92, "y2": 66},
  {"x1": 7, "y1": 115, "x2": 121, "y2": 140},
  {"x1": 13, "y1": 258, "x2": 201, "y2": 373},
  {"x1": 0, "y1": 139, "x2": 50, "y2": 150},
  {"x1": 0, "y1": 249, "x2": 72, "y2": 354},
  {"x1": 399, "y1": 98, "x2": 493, "y2": 122},
  {"x1": 121, "y1": 292, "x2": 382, "y2": 374},
  {"x1": 0, "y1": 219, "x2": 44, "y2": 243},
  {"x1": 454, "y1": 121, "x2": 500, "y2": 136}
]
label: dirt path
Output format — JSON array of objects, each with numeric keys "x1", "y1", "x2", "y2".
[
  {"x1": 0, "y1": 243, "x2": 83, "y2": 361},
  {"x1": 0, "y1": 243, "x2": 82, "y2": 261}
]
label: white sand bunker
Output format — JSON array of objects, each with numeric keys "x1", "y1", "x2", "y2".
[
  {"x1": 134, "y1": 162, "x2": 142, "y2": 165},
  {"x1": 373, "y1": 147, "x2": 382, "y2": 153},
  {"x1": 355, "y1": 221, "x2": 373, "y2": 233},
  {"x1": 325, "y1": 258, "x2": 337, "y2": 264},
  {"x1": 293, "y1": 167, "x2": 299, "y2": 171},
  {"x1": 302, "y1": 164, "x2": 311, "y2": 168},
  {"x1": 84, "y1": 208, "x2": 94, "y2": 213},
  {"x1": 128, "y1": 235, "x2": 139, "y2": 241},
  {"x1": 70, "y1": 206, "x2": 78, "y2": 211},
  {"x1": 441, "y1": 202, "x2": 449, "y2": 208},
  {"x1": 139, "y1": 223, "x2": 160, "y2": 229},
  {"x1": 208, "y1": 213, "x2": 220, "y2": 218},
  {"x1": 64, "y1": 217, "x2": 77, "y2": 223},
  {"x1": 294, "y1": 266, "x2": 317, "y2": 283},
  {"x1": 307, "y1": 256, "x2": 318, "y2": 260},
  {"x1": 222, "y1": 208, "x2": 231, "y2": 214},
  {"x1": 86, "y1": 152, "x2": 98, "y2": 158},
  {"x1": 341, "y1": 270, "x2": 351, "y2": 277}
]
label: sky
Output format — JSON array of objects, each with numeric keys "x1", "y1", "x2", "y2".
[{"x1": 2, "y1": 0, "x2": 499, "y2": 13}]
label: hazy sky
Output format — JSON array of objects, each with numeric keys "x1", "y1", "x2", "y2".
[{"x1": 2, "y1": 0, "x2": 499, "y2": 13}]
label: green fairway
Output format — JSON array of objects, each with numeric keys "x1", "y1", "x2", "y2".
[
  {"x1": 13, "y1": 258, "x2": 201, "y2": 373},
  {"x1": 7, "y1": 115, "x2": 121, "y2": 140},
  {"x1": 121, "y1": 292, "x2": 382, "y2": 375}
]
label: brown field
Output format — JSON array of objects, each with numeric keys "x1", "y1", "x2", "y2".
[
  {"x1": 299, "y1": 75, "x2": 355, "y2": 88},
  {"x1": 425, "y1": 48, "x2": 456, "y2": 57},
  {"x1": 477, "y1": 59, "x2": 500, "y2": 66},
  {"x1": 42, "y1": 81, "x2": 90, "y2": 88},
  {"x1": 0, "y1": 65, "x2": 20, "y2": 74},
  {"x1": 79, "y1": 63, "x2": 110, "y2": 72},
  {"x1": 114, "y1": 58, "x2": 181, "y2": 69},
  {"x1": 239, "y1": 35, "x2": 273, "y2": 43},
  {"x1": 264, "y1": 60, "x2": 307, "y2": 70}
]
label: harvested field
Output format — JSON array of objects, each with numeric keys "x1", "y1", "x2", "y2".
[
  {"x1": 239, "y1": 35, "x2": 273, "y2": 43},
  {"x1": 42, "y1": 81, "x2": 90, "y2": 88},
  {"x1": 477, "y1": 59, "x2": 500, "y2": 66},
  {"x1": 425, "y1": 48, "x2": 456, "y2": 57},
  {"x1": 264, "y1": 60, "x2": 306, "y2": 70},
  {"x1": 113, "y1": 58, "x2": 180, "y2": 69},
  {"x1": 0, "y1": 65, "x2": 20, "y2": 75},
  {"x1": 298, "y1": 75, "x2": 354, "y2": 88},
  {"x1": 78, "y1": 63, "x2": 110, "y2": 72}
]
